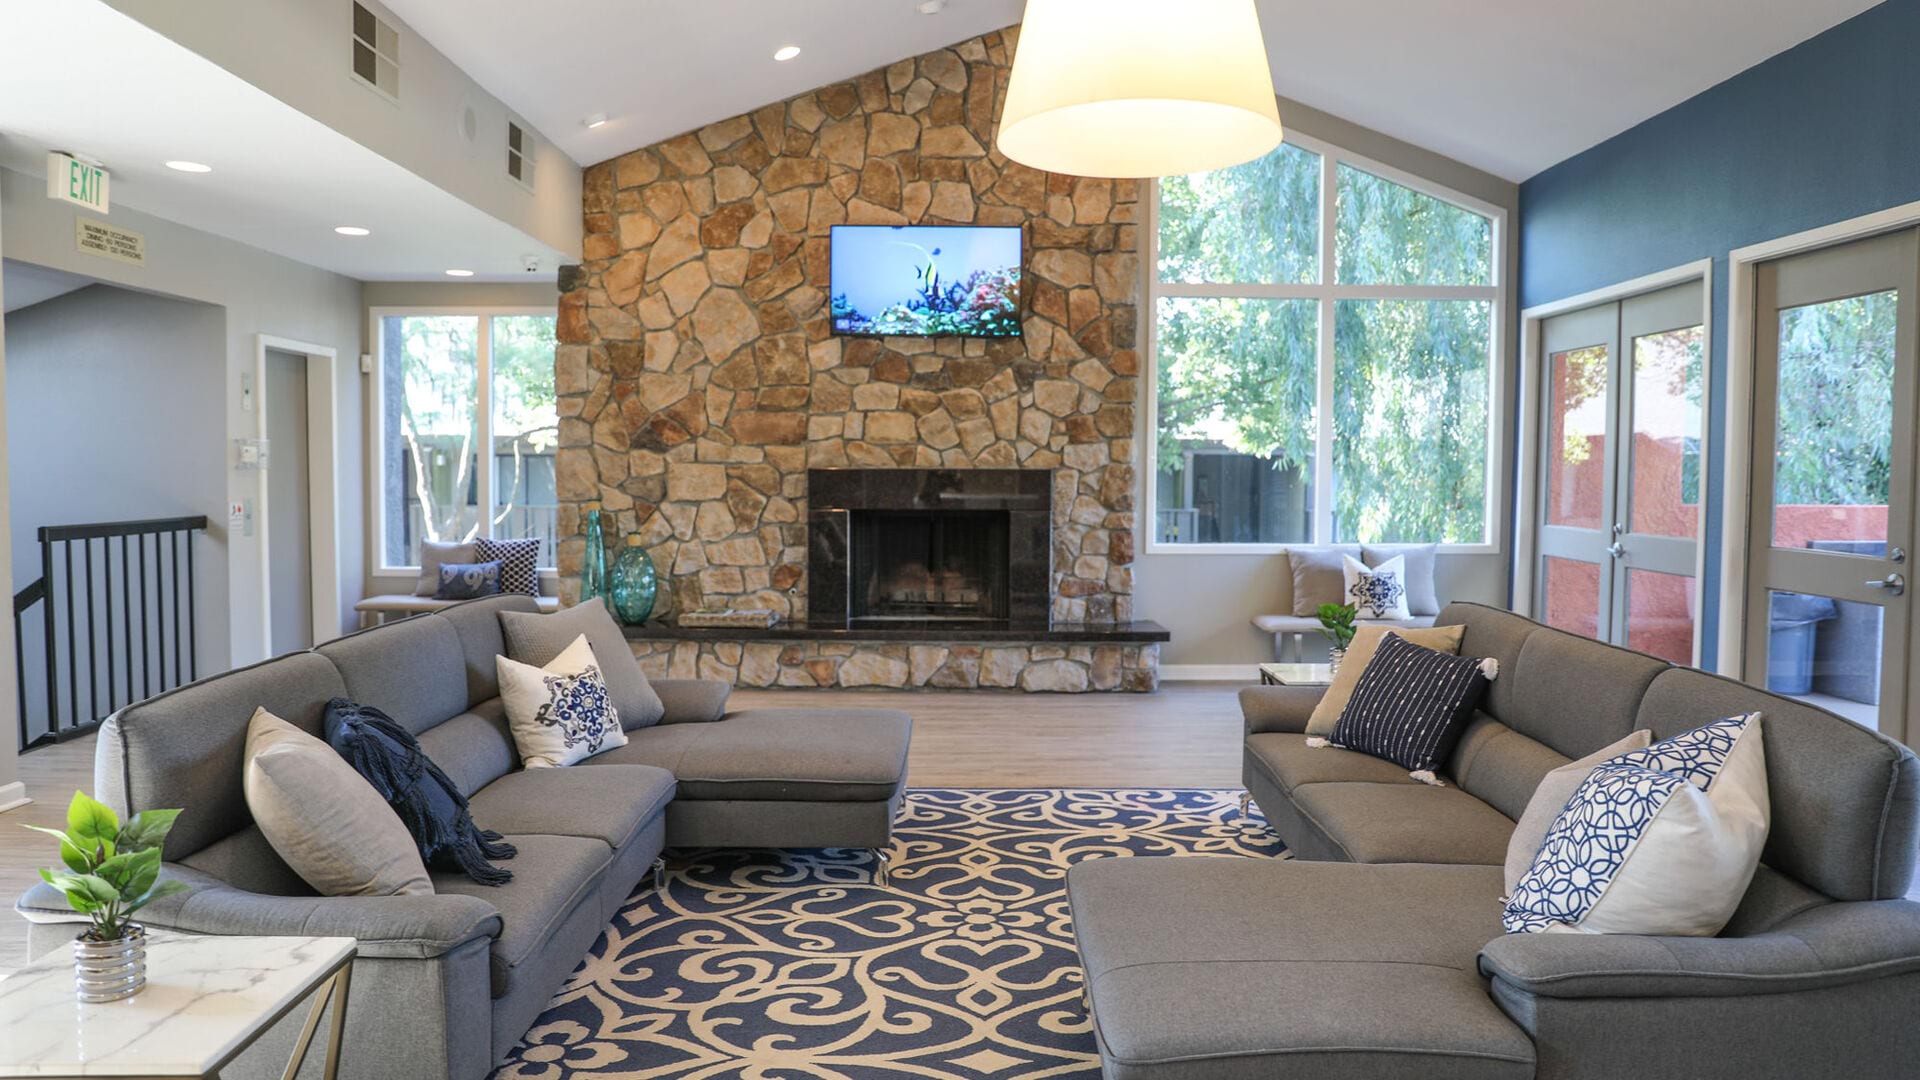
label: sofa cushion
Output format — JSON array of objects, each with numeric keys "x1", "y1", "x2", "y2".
[
  {"x1": 1245, "y1": 733, "x2": 1422, "y2": 794},
  {"x1": 586, "y1": 707, "x2": 911, "y2": 802},
  {"x1": 1504, "y1": 624, "x2": 1665, "y2": 759},
  {"x1": 1292, "y1": 782, "x2": 1514, "y2": 865},
  {"x1": 467, "y1": 764, "x2": 675, "y2": 849},
  {"x1": 433, "y1": 594, "x2": 540, "y2": 707},
  {"x1": 317, "y1": 615, "x2": 470, "y2": 736},
  {"x1": 1436, "y1": 602, "x2": 1537, "y2": 726},
  {"x1": 1445, "y1": 713, "x2": 1573, "y2": 823},
  {"x1": 432, "y1": 832, "x2": 610, "y2": 999},
  {"x1": 416, "y1": 698, "x2": 518, "y2": 798},
  {"x1": 1068, "y1": 857, "x2": 1533, "y2": 1080},
  {"x1": 500, "y1": 598, "x2": 665, "y2": 729}
]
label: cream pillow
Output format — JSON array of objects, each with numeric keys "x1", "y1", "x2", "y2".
[
  {"x1": 498, "y1": 633, "x2": 627, "y2": 768},
  {"x1": 1305, "y1": 623, "x2": 1467, "y2": 736},
  {"x1": 1343, "y1": 554, "x2": 1411, "y2": 620},
  {"x1": 243, "y1": 708, "x2": 432, "y2": 897},
  {"x1": 1503, "y1": 730, "x2": 1653, "y2": 895}
]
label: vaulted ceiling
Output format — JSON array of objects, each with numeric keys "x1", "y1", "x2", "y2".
[{"x1": 381, "y1": 0, "x2": 1881, "y2": 181}]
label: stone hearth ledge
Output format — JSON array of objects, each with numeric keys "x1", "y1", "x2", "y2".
[{"x1": 627, "y1": 635, "x2": 1161, "y2": 692}]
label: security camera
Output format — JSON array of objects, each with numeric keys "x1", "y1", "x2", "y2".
[{"x1": 522, "y1": 254, "x2": 543, "y2": 273}]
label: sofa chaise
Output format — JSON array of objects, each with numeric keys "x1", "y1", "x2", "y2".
[
  {"x1": 1069, "y1": 601, "x2": 1920, "y2": 1080},
  {"x1": 15, "y1": 594, "x2": 912, "y2": 1080}
]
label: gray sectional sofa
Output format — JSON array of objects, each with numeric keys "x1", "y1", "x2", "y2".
[
  {"x1": 15, "y1": 594, "x2": 912, "y2": 1080},
  {"x1": 1070, "y1": 602, "x2": 1920, "y2": 1080}
]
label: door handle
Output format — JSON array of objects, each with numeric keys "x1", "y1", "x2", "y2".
[
  {"x1": 1606, "y1": 543, "x2": 1625, "y2": 559},
  {"x1": 1865, "y1": 573, "x2": 1907, "y2": 597}
]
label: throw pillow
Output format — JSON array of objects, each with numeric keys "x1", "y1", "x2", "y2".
[
  {"x1": 324, "y1": 697, "x2": 517, "y2": 886},
  {"x1": 1287, "y1": 546, "x2": 1360, "y2": 617},
  {"x1": 1324, "y1": 634, "x2": 1496, "y2": 784},
  {"x1": 1504, "y1": 714, "x2": 1770, "y2": 937},
  {"x1": 475, "y1": 537, "x2": 541, "y2": 596},
  {"x1": 1362, "y1": 543, "x2": 1440, "y2": 617},
  {"x1": 499, "y1": 597, "x2": 667, "y2": 729},
  {"x1": 434, "y1": 560, "x2": 504, "y2": 601},
  {"x1": 415, "y1": 539, "x2": 477, "y2": 597},
  {"x1": 1344, "y1": 554, "x2": 1411, "y2": 620},
  {"x1": 498, "y1": 633, "x2": 628, "y2": 767},
  {"x1": 1305, "y1": 623, "x2": 1467, "y2": 736},
  {"x1": 1502, "y1": 729, "x2": 1653, "y2": 895},
  {"x1": 242, "y1": 707, "x2": 433, "y2": 897}
]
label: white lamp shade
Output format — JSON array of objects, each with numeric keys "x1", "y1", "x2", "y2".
[{"x1": 998, "y1": 0, "x2": 1283, "y2": 179}]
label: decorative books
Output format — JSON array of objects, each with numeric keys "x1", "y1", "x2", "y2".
[{"x1": 677, "y1": 609, "x2": 780, "y2": 629}]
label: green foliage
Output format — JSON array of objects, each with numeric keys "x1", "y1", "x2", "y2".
[
  {"x1": 1158, "y1": 143, "x2": 1320, "y2": 284},
  {"x1": 833, "y1": 267, "x2": 1020, "y2": 337},
  {"x1": 1316, "y1": 603, "x2": 1359, "y2": 651},
  {"x1": 28, "y1": 792, "x2": 187, "y2": 941},
  {"x1": 1335, "y1": 164, "x2": 1491, "y2": 286},
  {"x1": 1775, "y1": 292, "x2": 1895, "y2": 507}
]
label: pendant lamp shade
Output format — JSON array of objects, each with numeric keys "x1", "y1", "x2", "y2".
[{"x1": 997, "y1": 0, "x2": 1283, "y2": 179}]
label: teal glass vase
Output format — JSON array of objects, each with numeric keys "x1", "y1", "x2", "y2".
[
  {"x1": 609, "y1": 536, "x2": 658, "y2": 625},
  {"x1": 580, "y1": 503, "x2": 608, "y2": 605}
]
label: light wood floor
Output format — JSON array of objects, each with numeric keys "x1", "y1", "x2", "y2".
[{"x1": 0, "y1": 683, "x2": 1246, "y2": 972}]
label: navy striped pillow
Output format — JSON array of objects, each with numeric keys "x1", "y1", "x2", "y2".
[{"x1": 1328, "y1": 633, "x2": 1495, "y2": 783}]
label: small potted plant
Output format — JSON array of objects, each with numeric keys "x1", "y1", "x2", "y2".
[
  {"x1": 27, "y1": 791, "x2": 186, "y2": 1003},
  {"x1": 1316, "y1": 602, "x2": 1359, "y2": 676}
]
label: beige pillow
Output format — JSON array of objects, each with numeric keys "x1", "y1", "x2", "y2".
[
  {"x1": 1503, "y1": 729, "x2": 1653, "y2": 895},
  {"x1": 1305, "y1": 624, "x2": 1468, "y2": 736},
  {"x1": 1286, "y1": 546, "x2": 1359, "y2": 617},
  {"x1": 243, "y1": 708, "x2": 433, "y2": 897}
]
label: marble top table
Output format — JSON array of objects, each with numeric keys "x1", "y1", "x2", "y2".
[{"x1": 0, "y1": 933, "x2": 355, "y2": 1078}]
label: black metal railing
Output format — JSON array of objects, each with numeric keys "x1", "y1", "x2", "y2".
[{"x1": 13, "y1": 515, "x2": 208, "y2": 751}]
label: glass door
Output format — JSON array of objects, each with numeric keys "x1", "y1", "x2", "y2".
[
  {"x1": 1536, "y1": 282, "x2": 1706, "y2": 662},
  {"x1": 1745, "y1": 229, "x2": 1916, "y2": 735}
]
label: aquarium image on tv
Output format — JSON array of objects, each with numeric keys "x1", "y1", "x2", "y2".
[{"x1": 830, "y1": 225, "x2": 1022, "y2": 337}]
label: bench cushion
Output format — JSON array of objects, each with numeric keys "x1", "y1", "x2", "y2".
[
  {"x1": 355, "y1": 593, "x2": 560, "y2": 615},
  {"x1": 1292, "y1": 782, "x2": 1514, "y2": 865},
  {"x1": 1252, "y1": 613, "x2": 1435, "y2": 635},
  {"x1": 1245, "y1": 733, "x2": 1422, "y2": 794},
  {"x1": 467, "y1": 764, "x2": 675, "y2": 849},
  {"x1": 586, "y1": 707, "x2": 911, "y2": 802},
  {"x1": 1068, "y1": 857, "x2": 1534, "y2": 1080}
]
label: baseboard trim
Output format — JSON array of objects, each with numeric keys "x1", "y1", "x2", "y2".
[
  {"x1": 1160, "y1": 664, "x2": 1260, "y2": 682},
  {"x1": 0, "y1": 781, "x2": 31, "y2": 815}
]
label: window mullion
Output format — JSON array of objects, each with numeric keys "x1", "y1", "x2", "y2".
[
  {"x1": 476, "y1": 315, "x2": 495, "y2": 542},
  {"x1": 1314, "y1": 151, "x2": 1338, "y2": 545}
]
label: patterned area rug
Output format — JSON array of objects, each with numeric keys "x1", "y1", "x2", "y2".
[{"x1": 492, "y1": 789, "x2": 1286, "y2": 1079}]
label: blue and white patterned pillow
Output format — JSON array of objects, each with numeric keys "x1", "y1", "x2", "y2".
[
  {"x1": 434, "y1": 560, "x2": 504, "y2": 600},
  {"x1": 1503, "y1": 713, "x2": 1769, "y2": 937},
  {"x1": 476, "y1": 537, "x2": 541, "y2": 597},
  {"x1": 496, "y1": 633, "x2": 626, "y2": 768},
  {"x1": 1342, "y1": 554, "x2": 1409, "y2": 620}
]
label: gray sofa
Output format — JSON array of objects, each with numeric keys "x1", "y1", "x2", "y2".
[
  {"x1": 15, "y1": 594, "x2": 912, "y2": 1080},
  {"x1": 1070, "y1": 601, "x2": 1920, "y2": 1079}
]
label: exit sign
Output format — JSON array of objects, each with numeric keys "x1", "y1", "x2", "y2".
[{"x1": 46, "y1": 152, "x2": 109, "y2": 213}]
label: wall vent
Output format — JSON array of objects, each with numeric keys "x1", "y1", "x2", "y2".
[
  {"x1": 507, "y1": 117, "x2": 536, "y2": 191},
  {"x1": 351, "y1": 2, "x2": 400, "y2": 99}
]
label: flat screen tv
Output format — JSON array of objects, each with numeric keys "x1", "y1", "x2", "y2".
[{"x1": 830, "y1": 224, "x2": 1022, "y2": 337}]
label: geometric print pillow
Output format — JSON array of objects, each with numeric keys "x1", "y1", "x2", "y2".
[
  {"x1": 476, "y1": 536, "x2": 542, "y2": 597},
  {"x1": 497, "y1": 633, "x2": 626, "y2": 768},
  {"x1": 1342, "y1": 554, "x2": 1410, "y2": 620},
  {"x1": 1503, "y1": 713, "x2": 1769, "y2": 937}
]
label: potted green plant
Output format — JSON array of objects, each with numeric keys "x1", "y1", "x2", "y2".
[
  {"x1": 1315, "y1": 602, "x2": 1359, "y2": 675},
  {"x1": 27, "y1": 791, "x2": 187, "y2": 1002}
]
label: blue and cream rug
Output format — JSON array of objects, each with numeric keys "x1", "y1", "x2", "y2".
[{"x1": 493, "y1": 789, "x2": 1285, "y2": 1079}]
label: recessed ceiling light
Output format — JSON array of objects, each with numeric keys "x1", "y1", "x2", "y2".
[
  {"x1": 164, "y1": 160, "x2": 212, "y2": 173},
  {"x1": 773, "y1": 45, "x2": 801, "y2": 62},
  {"x1": 917, "y1": 0, "x2": 946, "y2": 13},
  {"x1": 444, "y1": 268, "x2": 475, "y2": 277},
  {"x1": 583, "y1": 112, "x2": 609, "y2": 129},
  {"x1": 334, "y1": 225, "x2": 371, "y2": 237}
]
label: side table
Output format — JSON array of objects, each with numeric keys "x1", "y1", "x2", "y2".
[
  {"x1": 0, "y1": 932, "x2": 355, "y2": 1079},
  {"x1": 1257, "y1": 662, "x2": 1333, "y2": 686}
]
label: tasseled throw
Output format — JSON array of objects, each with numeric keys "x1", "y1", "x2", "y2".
[
  {"x1": 1479, "y1": 657, "x2": 1500, "y2": 680},
  {"x1": 324, "y1": 697, "x2": 516, "y2": 885}
]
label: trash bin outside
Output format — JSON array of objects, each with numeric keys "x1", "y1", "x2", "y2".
[{"x1": 1767, "y1": 592, "x2": 1840, "y2": 695}]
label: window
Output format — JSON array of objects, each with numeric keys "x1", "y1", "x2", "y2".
[
  {"x1": 507, "y1": 119, "x2": 535, "y2": 190},
  {"x1": 1149, "y1": 137, "x2": 1501, "y2": 549},
  {"x1": 375, "y1": 310, "x2": 559, "y2": 571}
]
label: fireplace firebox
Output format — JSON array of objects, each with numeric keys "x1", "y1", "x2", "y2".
[{"x1": 808, "y1": 469, "x2": 1051, "y2": 628}]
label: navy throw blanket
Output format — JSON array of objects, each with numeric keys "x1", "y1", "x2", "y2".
[{"x1": 323, "y1": 697, "x2": 516, "y2": 885}]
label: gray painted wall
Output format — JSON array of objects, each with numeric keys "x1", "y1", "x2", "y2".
[
  {"x1": 1134, "y1": 96, "x2": 1522, "y2": 668},
  {"x1": 4, "y1": 285, "x2": 230, "y2": 692}
]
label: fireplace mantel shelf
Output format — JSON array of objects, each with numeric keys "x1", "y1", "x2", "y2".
[{"x1": 622, "y1": 619, "x2": 1171, "y2": 644}]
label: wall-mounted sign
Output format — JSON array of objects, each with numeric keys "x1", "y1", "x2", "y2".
[
  {"x1": 47, "y1": 152, "x2": 109, "y2": 212},
  {"x1": 75, "y1": 218, "x2": 145, "y2": 266}
]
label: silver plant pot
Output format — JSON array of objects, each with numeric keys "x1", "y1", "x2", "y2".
[
  {"x1": 1329, "y1": 647, "x2": 1347, "y2": 677},
  {"x1": 73, "y1": 923, "x2": 146, "y2": 1003}
]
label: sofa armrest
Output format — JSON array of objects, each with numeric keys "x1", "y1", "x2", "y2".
[
  {"x1": 1479, "y1": 900, "x2": 1920, "y2": 1000},
  {"x1": 1239, "y1": 685, "x2": 1325, "y2": 735},
  {"x1": 17, "y1": 865, "x2": 502, "y2": 961},
  {"x1": 652, "y1": 677, "x2": 731, "y2": 723}
]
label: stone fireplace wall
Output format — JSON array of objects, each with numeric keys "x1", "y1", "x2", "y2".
[{"x1": 553, "y1": 27, "x2": 1140, "y2": 625}]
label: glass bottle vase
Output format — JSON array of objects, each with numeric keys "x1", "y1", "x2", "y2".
[
  {"x1": 580, "y1": 503, "x2": 608, "y2": 605},
  {"x1": 609, "y1": 536, "x2": 658, "y2": 625}
]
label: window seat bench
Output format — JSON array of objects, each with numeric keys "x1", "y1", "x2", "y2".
[{"x1": 354, "y1": 593, "x2": 559, "y2": 626}]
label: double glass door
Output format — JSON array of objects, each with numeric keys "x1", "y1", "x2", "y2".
[
  {"x1": 1744, "y1": 229, "x2": 1916, "y2": 737},
  {"x1": 1536, "y1": 282, "x2": 1706, "y2": 664}
]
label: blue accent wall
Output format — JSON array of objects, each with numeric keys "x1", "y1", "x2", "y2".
[{"x1": 1518, "y1": 0, "x2": 1919, "y2": 666}]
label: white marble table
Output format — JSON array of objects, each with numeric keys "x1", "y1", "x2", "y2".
[
  {"x1": 1258, "y1": 662, "x2": 1334, "y2": 686},
  {"x1": 0, "y1": 933, "x2": 355, "y2": 1078}
]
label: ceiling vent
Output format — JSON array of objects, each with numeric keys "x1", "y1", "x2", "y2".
[
  {"x1": 507, "y1": 117, "x2": 536, "y2": 191},
  {"x1": 351, "y1": 2, "x2": 399, "y2": 99}
]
